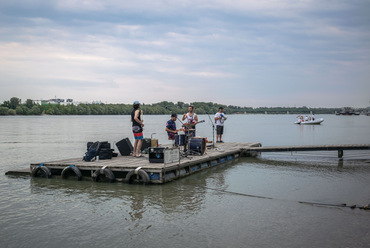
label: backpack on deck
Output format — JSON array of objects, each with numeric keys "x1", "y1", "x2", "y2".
[{"x1": 83, "y1": 141, "x2": 101, "y2": 162}]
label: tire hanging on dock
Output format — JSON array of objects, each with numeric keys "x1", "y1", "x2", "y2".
[
  {"x1": 125, "y1": 168, "x2": 150, "y2": 184},
  {"x1": 92, "y1": 167, "x2": 115, "y2": 183},
  {"x1": 31, "y1": 164, "x2": 52, "y2": 178},
  {"x1": 61, "y1": 165, "x2": 82, "y2": 181}
]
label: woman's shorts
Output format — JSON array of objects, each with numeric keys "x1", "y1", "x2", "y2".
[{"x1": 132, "y1": 126, "x2": 143, "y2": 140}]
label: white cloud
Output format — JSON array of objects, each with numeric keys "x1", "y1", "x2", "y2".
[{"x1": 0, "y1": 0, "x2": 369, "y2": 107}]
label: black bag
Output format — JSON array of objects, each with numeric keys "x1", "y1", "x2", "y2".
[
  {"x1": 98, "y1": 148, "x2": 114, "y2": 160},
  {"x1": 83, "y1": 141, "x2": 101, "y2": 162},
  {"x1": 87, "y1": 141, "x2": 110, "y2": 150}
]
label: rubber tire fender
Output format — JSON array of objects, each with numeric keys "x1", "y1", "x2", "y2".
[
  {"x1": 125, "y1": 169, "x2": 150, "y2": 184},
  {"x1": 32, "y1": 165, "x2": 52, "y2": 178},
  {"x1": 61, "y1": 165, "x2": 82, "y2": 181},
  {"x1": 92, "y1": 168, "x2": 115, "y2": 183}
]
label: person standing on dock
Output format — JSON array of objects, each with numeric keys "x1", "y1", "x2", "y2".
[
  {"x1": 182, "y1": 105, "x2": 198, "y2": 137},
  {"x1": 165, "y1": 113, "x2": 178, "y2": 144},
  {"x1": 131, "y1": 101, "x2": 144, "y2": 157},
  {"x1": 214, "y1": 107, "x2": 227, "y2": 143}
]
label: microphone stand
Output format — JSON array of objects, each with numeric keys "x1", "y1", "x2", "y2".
[{"x1": 206, "y1": 112, "x2": 216, "y2": 149}]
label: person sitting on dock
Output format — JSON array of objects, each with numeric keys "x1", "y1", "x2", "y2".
[
  {"x1": 131, "y1": 101, "x2": 144, "y2": 157},
  {"x1": 214, "y1": 106, "x2": 226, "y2": 143},
  {"x1": 182, "y1": 105, "x2": 198, "y2": 137},
  {"x1": 165, "y1": 113, "x2": 179, "y2": 144}
]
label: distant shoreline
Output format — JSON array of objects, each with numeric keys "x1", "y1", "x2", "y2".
[{"x1": 1, "y1": 98, "x2": 367, "y2": 116}]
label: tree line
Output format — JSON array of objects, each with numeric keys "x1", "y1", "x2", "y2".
[{"x1": 0, "y1": 97, "x2": 347, "y2": 116}]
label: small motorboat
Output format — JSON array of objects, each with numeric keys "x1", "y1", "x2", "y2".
[{"x1": 295, "y1": 115, "x2": 324, "y2": 125}]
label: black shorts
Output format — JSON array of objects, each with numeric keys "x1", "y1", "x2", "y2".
[{"x1": 216, "y1": 125, "x2": 224, "y2": 135}]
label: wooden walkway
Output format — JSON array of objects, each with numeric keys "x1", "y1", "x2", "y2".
[{"x1": 241, "y1": 144, "x2": 370, "y2": 158}]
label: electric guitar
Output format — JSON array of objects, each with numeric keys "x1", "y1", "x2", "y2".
[{"x1": 182, "y1": 120, "x2": 205, "y2": 129}]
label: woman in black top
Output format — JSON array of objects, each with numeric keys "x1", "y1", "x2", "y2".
[{"x1": 131, "y1": 101, "x2": 144, "y2": 157}]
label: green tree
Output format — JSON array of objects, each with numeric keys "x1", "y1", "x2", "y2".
[
  {"x1": 9, "y1": 97, "x2": 21, "y2": 109},
  {"x1": 45, "y1": 105, "x2": 54, "y2": 115},
  {"x1": 0, "y1": 107, "x2": 9, "y2": 115},
  {"x1": 8, "y1": 109, "x2": 16, "y2": 115},
  {"x1": 31, "y1": 105, "x2": 41, "y2": 115},
  {"x1": 25, "y1": 99, "x2": 34, "y2": 109},
  {"x1": 16, "y1": 105, "x2": 30, "y2": 115}
]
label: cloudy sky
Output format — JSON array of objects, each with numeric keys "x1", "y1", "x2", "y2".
[{"x1": 0, "y1": 0, "x2": 369, "y2": 107}]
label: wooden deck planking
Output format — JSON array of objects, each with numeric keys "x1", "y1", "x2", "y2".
[
  {"x1": 30, "y1": 142, "x2": 260, "y2": 170},
  {"x1": 28, "y1": 142, "x2": 262, "y2": 183}
]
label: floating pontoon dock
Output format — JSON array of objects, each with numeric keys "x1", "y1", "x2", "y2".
[{"x1": 5, "y1": 143, "x2": 370, "y2": 184}]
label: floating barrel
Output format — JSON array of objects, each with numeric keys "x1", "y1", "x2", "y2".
[
  {"x1": 31, "y1": 164, "x2": 52, "y2": 178},
  {"x1": 92, "y1": 167, "x2": 115, "y2": 183},
  {"x1": 61, "y1": 165, "x2": 82, "y2": 181},
  {"x1": 125, "y1": 168, "x2": 150, "y2": 184}
]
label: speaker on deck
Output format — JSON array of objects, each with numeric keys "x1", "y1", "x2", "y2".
[{"x1": 116, "y1": 138, "x2": 133, "y2": 156}]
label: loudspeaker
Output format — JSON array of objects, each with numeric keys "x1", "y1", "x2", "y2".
[
  {"x1": 149, "y1": 147, "x2": 165, "y2": 163},
  {"x1": 116, "y1": 138, "x2": 133, "y2": 156}
]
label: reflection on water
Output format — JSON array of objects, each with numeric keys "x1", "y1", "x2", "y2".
[{"x1": 1, "y1": 115, "x2": 370, "y2": 248}]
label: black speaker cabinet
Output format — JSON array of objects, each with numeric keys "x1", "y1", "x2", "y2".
[
  {"x1": 116, "y1": 138, "x2": 133, "y2": 156},
  {"x1": 149, "y1": 147, "x2": 165, "y2": 163}
]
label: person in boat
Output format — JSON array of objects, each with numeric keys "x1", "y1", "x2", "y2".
[
  {"x1": 182, "y1": 105, "x2": 198, "y2": 137},
  {"x1": 214, "y1": 106, "x2": 227, "y2": 143},
  {"x1": 131, "y1": 101, "x2": 144, "y2": 157},
  {"x1": 165, "y1": 113, "x2": 179, "y2": 144},
  {"x1": 311, "y1": 114, "x2": 315, "y2": 121}
]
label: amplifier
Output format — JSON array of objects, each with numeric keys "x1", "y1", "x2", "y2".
[
  {"x1": 149, "y1": 147, "x2": 180, "y2": 164},
  {"x1": 116, "y1": 138, "x2": 133, "y2": 156},
  {"x1": 149, "y1": 147, "x2": 165, "y2": 163}
]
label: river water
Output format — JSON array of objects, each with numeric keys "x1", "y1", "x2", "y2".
[{"x1": 1, "y1": 114, "x2": 370, "y2": 248}]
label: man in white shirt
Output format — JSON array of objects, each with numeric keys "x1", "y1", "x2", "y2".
[{"x1": 214, "y1": 107, "x2": 227, "y2": 143}]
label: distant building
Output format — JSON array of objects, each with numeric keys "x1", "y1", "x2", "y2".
[
  {"x1": 37, "y1": 98, "x2": 74, "y2": 106},
  {"x1": 33, "y1": 98, "x2": 103, "y2": 106}
]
